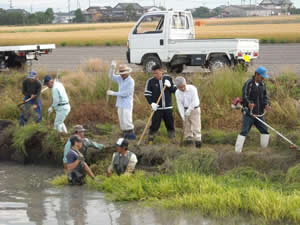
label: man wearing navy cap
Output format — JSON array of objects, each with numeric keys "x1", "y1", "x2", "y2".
[
  {"x1": 44, "y1": 75, "x2": 71, "y2": 133},
  {"x1": 19, "y1": 71, "x2": 42, "y2": 126},
  {"x1": 235, "y1": 67, "x2": 271, "y2": 153}
]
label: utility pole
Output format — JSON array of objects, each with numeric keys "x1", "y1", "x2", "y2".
[
  {"x1": 9, "y1": 0, "x2": 13, "y2": 8},
  {"x1": 89, "y1": 0, "x2": 91, "y2": 7},
  {"x1": 77, "y1": 0, "x2": 80, "y2": 9}
]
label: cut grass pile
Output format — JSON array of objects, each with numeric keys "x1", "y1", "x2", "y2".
[{"x1": 0, "y1": 16, "x2": 300, "y2": 46}]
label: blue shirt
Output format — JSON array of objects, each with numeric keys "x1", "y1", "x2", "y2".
[
  {"x1": 52, "y1": 81, "x2": 69, "y2": 110},
  {"x1": 111, "y1": 74, "x2": 134, "y2": 109},
  {"x1": 66, "y1": 149, "x2": 79, "y2": 164}
]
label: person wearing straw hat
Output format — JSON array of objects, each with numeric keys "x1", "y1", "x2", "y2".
[
  {"x1": 107, "y1": 64, "x2": 136, "y2": 140},
  {"x1": 235, "y1": 66, "x2": 271, "y2": 153},
  {"x1": 175, "y1": 76, "x2": 202, "y2": 148},
  {"x1": 44, "y1": 75, "x2": 71, "y2": 134},
  {"x1": 19, "y1": 70, "x2": 42, "y2": 126},
  {"x1": 63, "y1": 124, "x2": 104, "y2": 173}
]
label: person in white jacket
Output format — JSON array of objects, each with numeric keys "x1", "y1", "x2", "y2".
[
  {"x1": 175, "y1": 77, "x2": 202, "y2": 148},
  {"x1": 44, "y1": 75, "x2": 71, "y2": 134}
]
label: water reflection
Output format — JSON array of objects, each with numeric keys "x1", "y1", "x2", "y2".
[{"x1": 0, "y1": 162, "x2": 254, "y2": 225}]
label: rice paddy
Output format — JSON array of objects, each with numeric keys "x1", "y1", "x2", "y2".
[{"x1": 0, "y1": 15, "x2": 300, "y2": 46}]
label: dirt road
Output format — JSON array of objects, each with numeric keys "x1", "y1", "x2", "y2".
[{"x1": 32, "y1": 44, "x2": 300, "y2": 75}]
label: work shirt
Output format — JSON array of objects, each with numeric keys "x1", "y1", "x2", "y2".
[
  {"x1": 242, "y1": 76, "x2": 269, "y2": 115},
  {"x1": 108, "y1": 151, "x2": 138, "y2": 175},
  {"x1": 22, "y1": 78, "x2": 42, "y2": 104},
  {"x1": 52, "y1": 81, "x2": 69, "y2": 110},
  {"x1": 66, "y1": 149, "x2": 80, "y2": 164},
  {"x1": 63, "y1": 138, "x2": 103, "y2": 163},
  {"x1": 144, "y1": 75, "x2": 177, "y2": 110},
  {"x1": 110, "y1": 74, "x2": 135, "y2": 109},
  {"x1": 175, "y1": 85, "x2": 200, "y2": 119}
]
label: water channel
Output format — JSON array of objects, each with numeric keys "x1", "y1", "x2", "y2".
[{"x1": 0, "y1": 162, "x2": 264, "y2": 225}]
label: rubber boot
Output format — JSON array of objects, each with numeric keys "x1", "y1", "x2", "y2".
[
  {"x1": 260, "y1": 134, "x2": 270, "y2": 148},
  {"x1": 195, "y1": 141, "x2": 202, "y2": 148},
  {"x1": 124, "y1": 130, "x2": 136, "y2": 140},
  {"x1": 235, "y1": 135, "x2": 246, "y2": 153}
]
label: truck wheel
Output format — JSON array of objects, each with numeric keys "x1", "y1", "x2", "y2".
[
  {"x1": 168, "y1": 64, "x2": 184, "y2": 74},
  {"x1": 143, "y1": 55, "x2": 161, "y2": 73},
  {"x1": 209, "y1": 56, "x2": 229, "y2": 73}
]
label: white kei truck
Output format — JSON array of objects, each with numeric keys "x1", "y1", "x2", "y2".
[
  {"x1": 0, "y1": 44, "x2": 56, "y2": 70},
  {"x1": 126, "y1": 11, "x2": 259, "y2": 73}
]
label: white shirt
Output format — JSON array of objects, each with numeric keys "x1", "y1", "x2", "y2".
[
  {"x1": 175, "y1": 84, "x2": 200, "y2": 119},
  {"x1": 52, "y1": 81, "x2": 69, "y2": 110}
]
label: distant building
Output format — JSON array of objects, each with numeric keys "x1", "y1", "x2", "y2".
[
  {"x1": 143, "y1": 6, "x2": 165, "y2": 12},
  {"x1": 83, "y1": 6, "x2": 112, "y2": 22},
  {"x1": 112, "y1": 3, "x2": 145, "y2": 21},
  {"x1": 259, "y1": 0, "x2": 293, "y2": 13},
  {"x1": 53, "y1": 12, "x2": 75, "y2": 24},
  {"x1": 223, "y1": 5, "x2": 275, "y2": 16}
]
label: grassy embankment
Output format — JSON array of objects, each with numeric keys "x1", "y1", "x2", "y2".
[
  {"x1": 0, "y1": 15, "x2": 300, "y2": 46},
  {"x1": 1, "y1": 60, "x2": 300, "y2": 224}
]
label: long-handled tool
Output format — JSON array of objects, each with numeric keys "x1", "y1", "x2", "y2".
[
  {"x1": 17, "y1": 87, "x2": 49, "y2": 107},
  {"x1": 232, "y1": 98, "x2": 299, "y2": 150},
  {"x1": 137, "y1": 85, "x2": 167, "y2": 146},
  {"x1": 106, "y1": 60, "x2": 116, "y2": 104},
  {"x1": 251, "y1": 112, "x2": 299, "y2": 150}
]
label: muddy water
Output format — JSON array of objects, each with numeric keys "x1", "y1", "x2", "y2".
[{"x1": 0, "y1": 162, "x2": 254, "y2": 225}]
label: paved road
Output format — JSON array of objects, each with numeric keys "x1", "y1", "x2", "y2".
[{"x1": 32, "y1": 44, "x2": 300, "y2": 75}]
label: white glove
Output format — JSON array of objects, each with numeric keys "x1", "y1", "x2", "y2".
[
  {"x1": 106, "y1": 90, "x2": 115, "y2": 96},
  {"x1": 164, "y1": 79, "x2": 171, "y2": 87},
  {"x1": 111, "y1": 60, "x2": 117, "y2": 69},
  {"x1": 151, "y1": 103, "x2": 159, "y2": 111},
  {"x1": 48, "y1": 106, "x2": 53, "y2": 113},
  {"x1": 184, "y1": 110, "x2": 191, "y2": 117}
]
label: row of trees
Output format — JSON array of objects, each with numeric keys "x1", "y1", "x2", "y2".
[{"x1": 0, "y1": 8, "x2": 54, "y2": 25}]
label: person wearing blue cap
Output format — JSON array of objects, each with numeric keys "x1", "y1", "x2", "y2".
[
  {"x1": 19, "y1": 71, "x2": 42, "y2": 126},
  {"x1": 44, "y1": 75, "x2": 71, "y2": 133},
  {"x1": 235, "y1": 66, "x2": 271, "y2": 153}
]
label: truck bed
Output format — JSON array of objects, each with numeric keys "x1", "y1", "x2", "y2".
[
  {"x1": 0, "y1": 44, "x2": 56, "y2": 52},
  {"x1": 168, "y1": 38, "x2": 259, "y2": 55}
]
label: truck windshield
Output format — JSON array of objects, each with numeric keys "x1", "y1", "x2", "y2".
[
  {"x1": 172, "y1": 14, "x2": 189, "y2": 29},
  {"x1": 134, "y1": 15, "x2": 164, "y2": 34}
]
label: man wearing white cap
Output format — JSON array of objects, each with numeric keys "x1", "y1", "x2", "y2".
[
  {"x1": 106, "y1": 63, "x2": 136, "y2": 140},
  {"x1": 175, "y1": 76, "x2": 202, "y2": 148},
  {"x1": 20, "y1": 71, "x2": 42, "y2": 126},
  {"x1": 107, "y1": 138, "x2": 138, "y2": 176},
  {"x1": 44, "y1": 75, "x2": 71, "y2": 134}
]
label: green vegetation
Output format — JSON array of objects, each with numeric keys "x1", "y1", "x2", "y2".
[
  {"x1": 2, "y1": 61, "x2": 300, "y2": 224},
  {"x1": 85, "y1": 170, "x2": 300, "y2": 224}
]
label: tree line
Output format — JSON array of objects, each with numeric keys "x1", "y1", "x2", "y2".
[{"x1": 0, "y1": 8, "x2": 54, "y2": 25}]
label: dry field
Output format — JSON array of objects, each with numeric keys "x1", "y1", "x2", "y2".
[{"x1": 0, "y1": 15, "x2": 299, "y2": 46}]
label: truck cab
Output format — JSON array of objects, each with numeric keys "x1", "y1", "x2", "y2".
[{"x1": 127, "y1": 11, "x2": 259, "y2": 73}]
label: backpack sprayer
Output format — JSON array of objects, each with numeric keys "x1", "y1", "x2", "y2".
[{"x1": 232, "y1": 97, "x2": 299, "y2": 150}]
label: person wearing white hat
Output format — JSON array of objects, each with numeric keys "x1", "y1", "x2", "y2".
[
  {"x1": 106, "y1": 63, "x2": 136, "y2": 140},
  {"x1": 19, "y1": 71, "x2": 42, "y2": 126},
  {"x1": 107, "y1": 138, "x2": 138, "y2": 176}
]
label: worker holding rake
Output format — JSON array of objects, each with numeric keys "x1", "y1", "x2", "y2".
[
  {"x1": 144, "y1": 64, "x2": 177, "y2": 143},
  {"x1": 235, "y1": 67, "x2": 271, "y2": 153}
]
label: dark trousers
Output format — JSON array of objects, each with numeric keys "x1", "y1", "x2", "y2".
[
  {"x1": 19, "y1": 97, "x2": 42, "y2": 126},
  {"x1": 240, "y1": 113, "x2": 269, "y2": 136},
  {"x1": 150, "y1": 109, "x2": 175, "y2": 135}
]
